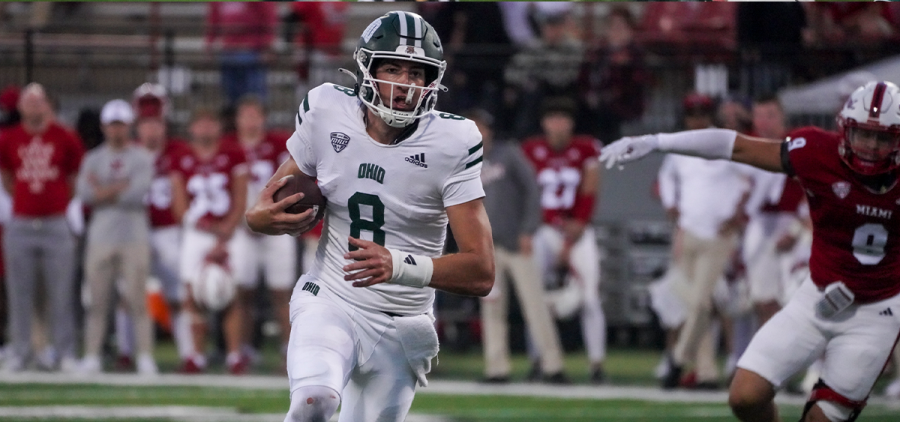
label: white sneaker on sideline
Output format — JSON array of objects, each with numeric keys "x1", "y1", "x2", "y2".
[
  {"x1": 59, "y1": 356, "x2": 80, "y2": 373},
  {"x1": 79, "y1": 355, "x2": 102, "y2": 375},
  {"x1": 136, "y1": 354, "x2": 158, "y2": 376},
  {"x1": 1, "y1": 355, "x2": 25, "y2": 373},
  {"x1": 35, "y1": 348, "x2": 57, "y2": 371},
  {"x1": 886, "y1": 379, "x2": 900, "y2": 399}
]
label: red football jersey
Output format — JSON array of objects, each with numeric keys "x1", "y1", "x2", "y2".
[
  {"x1": 147, "y1": 140, "x2": 191, "y2": 228},
  {"x1": 786, "y1": 126, "x2": 900, "y2": 302},
  {"x1": 522, "y1": 135, "x2": 602, "y2": 226},
  {"x1": 223, "y1": 131, "x2": 291, "y2": 196},
  {"x1": 0, "y1": 122, "x2": 84, "y2": 217},
  {"x1": 173, "y1": 141, "x2": 249, "y2": 225}
]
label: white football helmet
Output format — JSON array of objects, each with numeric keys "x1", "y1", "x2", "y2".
[
  {"x1": 545, "y1": 273, "x2": 582, "y2": 320},
  {"x1": 192, "y1": 262, "x2": 236, "y2": 312},
  {"x1": 837, "y1": 81, "x2": 900, "y2": 175}
]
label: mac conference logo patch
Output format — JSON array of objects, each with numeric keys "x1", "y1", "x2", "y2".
[
  {"x1": 331, "y1": 132, "x2": 350, "y2": 153},
  {"x1": 832, "y1": 181, "x2": 851, "y2": 199}
]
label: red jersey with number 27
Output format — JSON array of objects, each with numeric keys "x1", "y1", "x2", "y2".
[
  {"x1": 521, "y1": 135, "x2": 602, "y2": 226},
  {"x1": 785, "y1": 126, "x2": 900, "y2": 303},
  {"x1": 172, "y1": 141, "x2": 248, "y2": 225}
]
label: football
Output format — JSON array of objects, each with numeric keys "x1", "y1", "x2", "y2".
[{"x1": 273, "y1": 175, "x2": 326, "y2": 221}]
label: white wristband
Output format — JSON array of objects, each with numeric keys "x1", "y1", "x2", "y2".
[
  {"x1": 388, "y1": 249, "x2": 434, "y2": 288},
  {"x1": 657, "y1": 129, "x2": 737, "y2": 160}
]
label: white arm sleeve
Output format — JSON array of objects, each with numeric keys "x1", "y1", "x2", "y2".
[{"x1": 657, "y1": 129, "x2": 737, "y2": 160}]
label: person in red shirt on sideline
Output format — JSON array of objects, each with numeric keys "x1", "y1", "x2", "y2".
[
  {"x1": 171, "y1": 107, "x2": 250, "y2": 374},
  {"x1": 521, "y1": 97, "x2": 606, "y2": 383},
  {"x1": 601, "y1": 80, "x2": 900, "y2": 422},
  {"x1": 0, "y1": 83, "x2": 84, "y2": 372},
  {"x1": 223, "y1": 95, "x2": 296, "y2": 367}
]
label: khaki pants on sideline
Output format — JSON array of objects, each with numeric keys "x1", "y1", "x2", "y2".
[
  {"x1": 672, "y1": 229, "x2": 737, "y2": 381},
  {"x1": 82, "y1": 242, "x2": 152, "y2": 357},
  {"x1": 481, "y1": 246, "x2": 564, "y2": 377}
]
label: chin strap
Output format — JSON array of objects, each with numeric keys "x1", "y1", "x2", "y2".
[{"x1": 338, "y1": 68, "x2": 357, "y2": 83}]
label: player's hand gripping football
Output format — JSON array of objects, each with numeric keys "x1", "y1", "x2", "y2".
[
  {"x1": 599, "y1": 134, "x2": 660, "y2": 169},
  {"x1": 245, "y1": 175, "x2": 317, "y2": 237},
  {"x1": 343, "y1": 237, "x2": 393, "y2": 288}
]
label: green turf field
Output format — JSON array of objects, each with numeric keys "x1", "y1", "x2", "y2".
[
  {"x1": 1, "y1": 346, "x2": 898, "y2": 421},
  {"x1": 0, "y1": 382, "x2": 898, "y2": 422}
]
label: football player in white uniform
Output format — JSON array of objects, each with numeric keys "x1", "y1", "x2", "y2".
[{"x1": 246, "y1": 11, "x2": 494, "y2": 422}]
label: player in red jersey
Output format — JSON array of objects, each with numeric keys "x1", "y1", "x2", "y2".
[
  {"x1": 171, "y1": 107, "x2": 250, "y2": 374},
  {"x1": 601, "y1": 81, "x2": 900, "y2": 422},
  {"x1": 521, "y1": 97, "x2": 606, "y2": 383},
  {"x1": 224, "y1": 95, "x2": 296, "y2": 366},
  {"x1": 133, "y1": 99, "x2": 195, "y2": 369}
]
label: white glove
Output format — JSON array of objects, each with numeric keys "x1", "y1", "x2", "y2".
[{"x1": 599, "y1": 134, "x2": 660, "y2": 169}]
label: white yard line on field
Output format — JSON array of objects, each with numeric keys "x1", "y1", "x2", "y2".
[
  {"x1": 0, "y1": 371, "x2": 894, "y2": 408},
  {"x1": 0, "y1": 406, "x2": 452, "y2": 422}
]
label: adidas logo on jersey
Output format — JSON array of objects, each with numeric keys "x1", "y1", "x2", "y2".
[
  {"x1": 405, "y1": 153, "x2": 428, "y2": 168},
  {"x1": 880, "y1": 308, "x2": 893, "y2": 316},
  {"x1": 404, "y1": 255, "x2": 417, "y2": 265}
]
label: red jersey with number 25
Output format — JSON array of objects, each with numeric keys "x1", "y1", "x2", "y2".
[
  {"x1": 173, "y1": 141, "x2": 248, "y2": 226},
  {"x1": 786, "y1": 126, "x2": 900, "y2": 303},
  {"x1": 522, "y1": 135, "x2": 602, "y2": 226},
  {"x1": 223, "y1": 131, "x2": 291, "y2": 203},
  {"x1": 147, "y1": 140, "x2": 191, "y2": 228}
]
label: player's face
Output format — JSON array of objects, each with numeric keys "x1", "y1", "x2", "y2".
[
  {"x1": 136, "y1": 118, "x2": 166, "y2": 151},
  {"x1": 373, "y1": 59, "x2": 427, "y2": 112},
  {"x1": 541, "y1": 112, "x2": 574, "y2": 148},
  {"x1": 17, "y1": 91, "x2": 51, "y2": 126},
  {"x1": 752, "y1": 102, "x2": 785, "y2": 139},
  {"x1": 717, "y1": 102, "x2": 750, "y2": 131},
  {"x1": 189, "y1": 116, "x2": 221, "y2": 146},
  {"x1": 236, "y1": 104, "x2": 265, "y2": 134},
  {"x1": 684, "y1": 111, "x2": 712, "y2": 131},
  {"x1": 102, "y1": 121, "x2": 131, "y2": 145},
  {"x1": 848, "y1": 127, "x2": 900, "y2": 163}
]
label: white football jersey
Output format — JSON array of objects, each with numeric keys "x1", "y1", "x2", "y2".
[{"x1": 286, "y1": 83, "x2": 485, "y2": 315}]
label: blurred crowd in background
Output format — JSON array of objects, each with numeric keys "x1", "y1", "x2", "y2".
[{"x1": 0, "y1": 1, "x2": 898, "y2": 399}]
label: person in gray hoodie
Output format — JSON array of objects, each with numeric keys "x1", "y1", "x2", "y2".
[{"x1": 76, "y1": 99, "x2": 156, "y2": 375}]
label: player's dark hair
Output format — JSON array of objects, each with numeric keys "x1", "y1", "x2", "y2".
[
  {"x1": 753, "y1": 93, "x2": 783, "y2": 111},
  {"x1": 235, "y1": 94, "x2": 266, "y2": 114},
  {"x1": 541, "y1": 97, "x2": 578, "y2": 119},
  {"x1": 189, "y1": 106, "x2": 220, "y2": 124}
]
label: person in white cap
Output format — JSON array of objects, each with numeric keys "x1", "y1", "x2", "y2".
[{"x1": 76, "y1": 99, "x2": 157, "y2": 375}]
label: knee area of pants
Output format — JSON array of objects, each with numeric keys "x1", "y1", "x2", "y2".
[{"x1": 287, "y1": 386, "x2": 339, "y2": 422}]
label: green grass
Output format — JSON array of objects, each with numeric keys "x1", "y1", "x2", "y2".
[
  {"x1": 2, "y1": 383, "x2": 900, "y2": 422},
  {"x1": 4, "y1": 343, "x2": 898, "y2": 421}
]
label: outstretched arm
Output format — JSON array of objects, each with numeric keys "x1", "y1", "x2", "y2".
[{"x1": 600, "y1": 129, "x2": 785, "y2": 173}]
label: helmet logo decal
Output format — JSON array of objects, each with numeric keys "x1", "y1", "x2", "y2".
[
  {"x1": 406, "y1": 46, "x2": 416, "y2": 55},
  {"x1": 362, "y1": 19, "x2": 381, "y2": 44},
  {"x1": 832, "y1": 181, "x2": 851, "y2": 199},
  {"x1": 330, "y1": 132, "x2": 350, "y2": 153}
]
